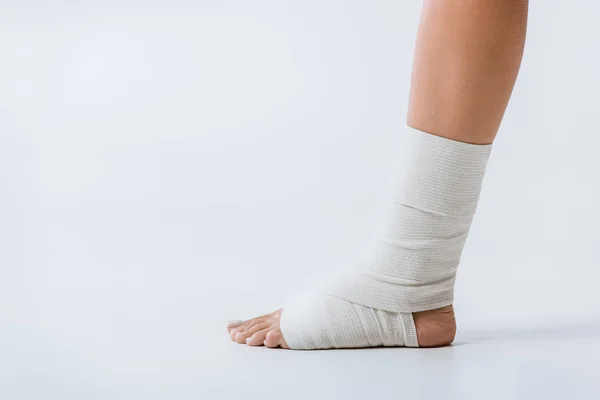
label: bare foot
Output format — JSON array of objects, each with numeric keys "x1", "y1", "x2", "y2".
[
  {"x1": 227, "y1": 309, "x2": 289, "y2": 348},
  {"x1": 226, "y1": 305, "x2": 456, "y2": 349}
]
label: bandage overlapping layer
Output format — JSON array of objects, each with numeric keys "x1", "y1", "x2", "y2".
[{"x1": 280, "y1": 126, "x2": 492, "y2": 349}]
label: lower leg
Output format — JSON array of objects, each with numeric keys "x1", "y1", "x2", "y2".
[
  {"x1": 228, "y1": 0, "x2": 529, "y2": 349},
  {"x1": 409, "y1": 0, "x2": 529, "y2": 347},
  {"x1": 409, "y1": 0, "x2": 528, "y2": 144}
]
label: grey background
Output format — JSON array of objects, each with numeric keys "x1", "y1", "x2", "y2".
[{"x1": 1, "y1": 1, "x2": 600, "y2": 399}]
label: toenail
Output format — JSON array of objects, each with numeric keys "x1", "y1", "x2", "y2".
[
  {"x1": 228, "y1": 320, "x2": 243, "y2": 327},
  {"x1": 246, "y1": 337, "x2": 252, "y2": 344}
]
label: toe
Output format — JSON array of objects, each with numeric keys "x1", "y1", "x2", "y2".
[
  {"x1": 229, "y1": 318, "x2": 255, "y2": 339},
  {"x1": 234, "y1": 332, "x2": 246, "y2": 344},
  {"x1": 247, "y1": 322, "x2": 270, "y2": 336},
  {"x1": 229, "y1": 313, "x2": 269, "y2": 335},
  {"x1": 229, "y1": 324, "x2": 247, "y2": 341},
  {"x1": 229, "y1": 322, "x2": 248, "y2": 337},
  {"x1": 245, "y1": 328, "x2": 270, "y2": 346},
  {"x1": 264, "y1": 329, "x2": 289, "y2": 349},
  {"x1": 227, "y1": 320, "x2": 243, "y2": 333},
  {"x1": 234, "y1": 322, "x2": 269, "y2": 344}
]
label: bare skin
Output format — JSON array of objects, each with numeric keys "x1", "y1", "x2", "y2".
[
  {"x1": 227, "y1": 0, "x2": 528, "y2": 349},
  {"x1": 408, "y1": 0, "x2": 528, "y2": 144}
]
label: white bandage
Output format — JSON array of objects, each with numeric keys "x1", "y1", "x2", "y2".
[
  {"x1": 280, "y1": 293, "x2": 418, "y2": 349},
  {"x1": 280, "y1": 126, "x2": 492, "y2": 349}
]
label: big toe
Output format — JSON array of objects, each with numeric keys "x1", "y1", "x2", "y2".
[{"x1": 264, "y1": 329, "x2": 289, "y2": 349}]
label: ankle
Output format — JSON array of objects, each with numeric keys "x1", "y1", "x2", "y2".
[{"x1": 412, "y1": 305, "x2": 456, "y2": 347}]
